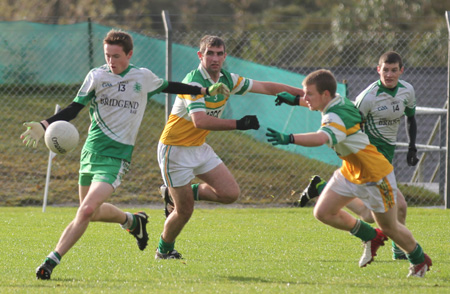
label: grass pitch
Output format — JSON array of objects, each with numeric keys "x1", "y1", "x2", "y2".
[{"x1": 1, "y1": 206, "x2": 449, "y2": 293}]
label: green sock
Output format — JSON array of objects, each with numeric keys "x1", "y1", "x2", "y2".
[
  {"x1": 317, "y1": 180, "x2": 326, "y2": 194},
  {"x1": 45, "y1": 251, "x2": 61, "y2": 266},
  {"x1": 128, "y1": 214, "x2": 137, "y2": 231},
  {"x1": 350, "y1": 219, "x2": 377, "y2": 242},
  {"x1": 392, "y1": 241, "x2": 405, "y2": 256},
  {"x1": 192, "y1": 183, "x2": 200, "y2": 201},
  {"x1": 158, "y1": 236, "x2": 175, "y2": 254},
  {"x1": 407, "y1": 243, "x2": 425, "y2": 265}
]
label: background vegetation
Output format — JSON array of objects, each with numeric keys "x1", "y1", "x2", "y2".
[{"x1": 1, "y1": 0, "x2": 447, "y2": 34}]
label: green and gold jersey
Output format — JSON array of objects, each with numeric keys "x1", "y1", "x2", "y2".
[
  {"x1": 354, "y1": 80, "x2": 416, "y2": 162},
  {"x1": 74, "y1": 64, "x2": 168, "y2": 162},
  {"x1": 160, "y1": 64, "x2": 253, "y2": 146},
  {"x1": 320, "y1": 94, "x2": 393, "y2": 184}
]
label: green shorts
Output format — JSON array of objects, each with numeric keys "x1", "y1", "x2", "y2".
[{"x1": 79, "y1": 149, "x2": 130, "y2": 189}]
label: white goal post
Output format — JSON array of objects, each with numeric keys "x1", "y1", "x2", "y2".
[
  {"x1": 42, "y1": 104, "x2": 61, "y2": 212},
  {"x1": 445, "y1": 11, "x2": 450, "y2": 209}
]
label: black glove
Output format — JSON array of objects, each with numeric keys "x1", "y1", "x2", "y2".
[
  {"x1": 236, "y1": 115, "x2": 260, "y2": 130},
  {"x1": 275, "y1": 92, "x2": 300, "y2": 106},
  {"x1": 407, "y1": 146, "x2": 419, "y2": 166},
  {"x1": 266, "y1": 128, "x2": 294, "y2": 145}
]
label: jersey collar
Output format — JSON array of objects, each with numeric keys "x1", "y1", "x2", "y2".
[
  {"x1": 322, "y1": 94, "x2": 343, "y2": 114},
  {"x1": 198, "y1": 64, "x2": 224, "y2": 83},
  {"x1": 118, "y1": 65, "x2": 132, "y2": 77},
  {"x1": 106, "y1": 64, "x2": 132, "y2": 77},
  {"x1": 376, "y1": 80, "x2": 406, "y2": 97}
]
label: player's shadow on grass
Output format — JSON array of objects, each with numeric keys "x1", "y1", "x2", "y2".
[{"x1": 224, "y1": 275, "x2": 296, "y2": 285}]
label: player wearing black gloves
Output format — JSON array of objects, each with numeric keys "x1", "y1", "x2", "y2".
[
  {"x1": 266, "y1": 69, "x2": 431, "y2": 277},
  {"x1": 155, "y1": 35, "x2": 303, "y2": 260},
  {"x1": 273, "y1": 52, "x2": 419, "y2": 261}
]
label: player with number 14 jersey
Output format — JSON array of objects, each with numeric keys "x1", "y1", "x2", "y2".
[{"x1": 354, "y1": 79, "x2": 415, "y2": 163}]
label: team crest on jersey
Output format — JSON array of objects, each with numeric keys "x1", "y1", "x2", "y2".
[
  {"x1": 323, "y1": 117, "x2": 332, "y2": 125},
  {"x1": 133, "y1": 82, "x2": 142, "y2": 93}
]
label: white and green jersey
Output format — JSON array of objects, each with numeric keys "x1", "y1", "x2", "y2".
[
  {"x1": 160, "y1": 64, "x2": 253, "y2": 146},
  {"x1": 354, "y1": 80, "x2": 415, "y2": 162},
  {"x1": 320, "y1": 94, "x2": 393, "y2": 185},
  {"x1": 74, "y1": 64, "x2": 168, "y2": 162}
]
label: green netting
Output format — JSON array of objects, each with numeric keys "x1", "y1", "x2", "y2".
[
  {"x1": 0, "y1": 21, "x2": 344, "y2": 166},
  {"x1": 0, "y1": 21, "x2": 168, "y2": 84},
  {"x1": 223, "y1": 57, "x2": 346, "y2": 166}
]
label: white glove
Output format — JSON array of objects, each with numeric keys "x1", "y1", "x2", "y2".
[
  {"x1": 21, "y1": 122, "x2": 45, "y2": 147},
  {"x1": 207, "y1": 82, "x2": 230, "y2": 97}
]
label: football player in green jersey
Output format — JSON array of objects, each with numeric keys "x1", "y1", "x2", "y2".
[
  {"x1": 267, "y1": 69, "x2": 431, "y2": 277},
  {"x1": 155, "y1": 35, "x2": 304, "y2": 259},
  {"x1": 279, "y1": 51, "x2": 418, "y2": 260},
  {"x1": 21, "y1": 29, "x2": 229, "y2": 280}
]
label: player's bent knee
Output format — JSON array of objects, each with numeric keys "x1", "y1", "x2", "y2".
[
  {"x1": 175, "y1": 206, "x2": 194, "y2": 220},
  {"x1": 77, "y1": 205, "x2": 96, "y2": 221},
  {"x1": 376, "y1": 224, "x2": 398, "y2": 238},
  {"x1": 314, "y1": 213, "x2": 326, "y2": 223},
  {"x1": 221, "y1": 191, "x2": 240, "y2": 204},
  {"x1": 222, "y1": 193, "x2": 239, "y2": 204},
  {"x1": 359, "y1": 211, "x2": 375, "y2": 223},
  {"x1": 313, "y1": 205, "x2": 342, "y2": 225},
  {"x1": 398, "y1": 199, "x2": 407, "y2": 213},
  {"x1": 215, "y1": 186, "x2": 240, "y2": 204},
  {"x1": 313, "y1": 207, "x2": 328, "y2": 223}
]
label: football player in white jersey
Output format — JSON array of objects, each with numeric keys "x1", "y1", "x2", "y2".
[
  {"x1": 155, "y1": 35, "x2": 304, "y2": 259},
  {"x1": 266, "y1": 69, "x2": 431, "y2": 278},
  {"x1": 21, "y1": 29, "x2": 229, "y2": 280},
  {"x1": 279, "y1": 51, "x2": 418, "y2": 260}
]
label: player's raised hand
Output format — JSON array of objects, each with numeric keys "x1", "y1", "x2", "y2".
[
  {"x1": 236, "y1": 115, "x2": 260, "y2": 130},
  {"x1": 21, "y1": 121, "x2": 45, "y2": 147},
  {"x1": 207, "y1": 82, "x2": 230, "y2": 97},
  {"x1": 407, "y1": 146, "x2": 419, "y2": 166},
  {"x1": 266, "y1": 128, "x2": 294, "y2": 145},
  {"x1": 275, "y1": 92, "x2": 300, "y2": 106}
]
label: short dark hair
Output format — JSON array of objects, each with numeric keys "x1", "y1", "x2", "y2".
[
  {"x1": 302, "y1": 69, "x2": 337, "y2": 97},
  {"x1": 378, "y1": 51, "x2": 403, "y2": 68},
  {"x1": 103, "y1": 29, "x2": 133, "y2": 55},
  {"x1": 199, "y1": 35, "x2": 226, "y2": 54}
]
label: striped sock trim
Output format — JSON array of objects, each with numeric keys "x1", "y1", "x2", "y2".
[
  {"x1": 192, "y1": 183, "x2": 200, "y2": 201},
  {"x1": 47, "y1": 251, "x2": 61, "y2": 265}
]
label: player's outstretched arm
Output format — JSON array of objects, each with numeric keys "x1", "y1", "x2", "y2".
[
  {"x1": 266, "y1": 128, "x2": 329, "y2": 147},
  {"x1": 163, "y1": 82, "x2": 230, "y2": 97},
  {"x1": 251, "y1": 81, "x2": 304, "y2": 99},
  {"x1": 191, "y1": 112, "x2": 259, "y2": 131}
]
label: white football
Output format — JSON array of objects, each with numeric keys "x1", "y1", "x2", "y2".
[{"x1": 44, "y1": 121, "x2": 79, "y2": 155}]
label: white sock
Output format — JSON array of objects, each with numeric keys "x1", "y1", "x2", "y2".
[
  {"x1": 120, "y1": 212, "x2": 134, "y2": 230},
  {"x1": 47, "y1": 252, "x2": 61, "y2": 265}
]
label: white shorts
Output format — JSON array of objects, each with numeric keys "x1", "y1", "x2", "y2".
[
  {"x1": 328, "y1": 169, "x2": 397, "y2": 213},
  {"x1": 158, "y1": 142, "x2": 223, "y2": 187}
]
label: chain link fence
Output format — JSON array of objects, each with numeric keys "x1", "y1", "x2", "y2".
[{"x1": 0, "y1": 21, "x2": 447, "y2": 207}]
